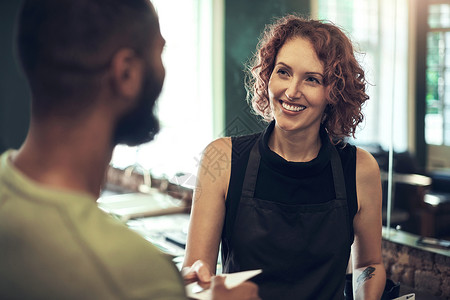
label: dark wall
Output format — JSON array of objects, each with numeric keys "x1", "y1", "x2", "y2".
[
  {"x1": 224, "y1": 0, "x2": 311, "y2": 136},
  {"x1": 0, "y1": 1, "x2": 30, "y2": 153}
]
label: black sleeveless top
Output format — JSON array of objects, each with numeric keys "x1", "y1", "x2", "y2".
[
  {"x1": 223, "y1": 121, "x2": 358, "y2": 241},
  {"x1": 221, "y1": 122, "x2": 358, "y2": 299}
]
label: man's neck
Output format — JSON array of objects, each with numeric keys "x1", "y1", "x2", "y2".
[{"x1": 12, "y1": 117, "x2": 114, "y2": 199}]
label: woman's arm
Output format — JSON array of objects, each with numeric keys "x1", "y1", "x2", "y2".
[
  {"x1": 352, "y1": 147, "x2": 386, "y2": 300},
  {"x1": 182, "y1": 137, "x2": 232, "y2": 281}
]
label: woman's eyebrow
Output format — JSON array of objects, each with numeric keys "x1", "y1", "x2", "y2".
[
  {"x1": 306, "y1": 71, "x2": 324, "y2": 78},
  {"x1": 276, "y1": 62, "x2": 324, "y2": 77},
  {"x1": 275, "y1": 61, "x2": 291, "y2": 69}
]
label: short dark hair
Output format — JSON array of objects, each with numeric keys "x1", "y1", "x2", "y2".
[
  {"x1": 16, "y1": 0, "x2": 159, "y2": 118},
  {"x1": 246, "y1": 15, "x2": 368, "y2": 140}
]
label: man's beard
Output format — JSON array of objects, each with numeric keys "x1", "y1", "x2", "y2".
[{"x1": 112, "y1": 69, "x2": 162, "y2": 146}]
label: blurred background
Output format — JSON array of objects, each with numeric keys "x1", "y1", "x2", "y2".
[{"x1": 1, "y1": 0, "x2": 450, "y2": 239}]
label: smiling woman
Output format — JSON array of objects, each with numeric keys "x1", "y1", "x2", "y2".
[
  {"x1": 268, "y1": 37, "x2": 328, "y2": 141},
  {"x1": 247, "y1": 16, "x2": 367, "y2": 142},
  {"x1": 182, "y1": 14, "x2": 386, "y2": 300},
  {"x1": 110, "y1": 0, "x2": 217, "y2": 180}
]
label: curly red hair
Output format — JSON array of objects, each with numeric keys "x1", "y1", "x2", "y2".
[{"x1": 246, "y1": 15, "x2": 368, "y2": 140}]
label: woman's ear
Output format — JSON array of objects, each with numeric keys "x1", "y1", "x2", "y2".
[{"x1": 109, "y1": 48, "x2": 144, "y2": 104}]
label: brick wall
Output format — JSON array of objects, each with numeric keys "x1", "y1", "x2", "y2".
[{"x1": 382, "y1": 239, "x2": 450, "y2": 299}]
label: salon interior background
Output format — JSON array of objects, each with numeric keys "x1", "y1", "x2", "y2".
[{"x1": 1, "y1": 0, "x2": 448, "y2": 180}]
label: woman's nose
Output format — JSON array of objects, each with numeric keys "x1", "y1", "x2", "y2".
[{"x1": 285, "y1": 81, "x2": 302, "y2": 100}]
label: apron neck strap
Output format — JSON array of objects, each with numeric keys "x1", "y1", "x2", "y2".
[
  {"x1": 241, "y1": 132, "x2": 347, "y2": 201},
  {"x1": 241, "y1": 134, "x2": 262, "y2": 198},
  {"x1": 328, "y1": 141, "x2": 347, "y2": 200}
]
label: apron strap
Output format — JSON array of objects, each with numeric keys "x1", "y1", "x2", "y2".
[
  {"x1": 241, "y1": 133, "x2": 347, "y2": 201},
  {"x1": 224, "y1": 134, "x2": 261, "y2": 241},
  {"x1": 241, "y1": 135, "x2": 262, "y2": 198},
  {"x1": 329, "y1": 141, "x2": 347, "y2": 201},
  {"x1": 328, "y1": 140, "x2": 351, "y2": 244}
]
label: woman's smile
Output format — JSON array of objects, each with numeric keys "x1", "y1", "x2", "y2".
[{"x1": 279, "y1": 100, "x2": 306, "y2": 112}]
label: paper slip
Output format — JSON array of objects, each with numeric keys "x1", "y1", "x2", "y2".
[
  {"x1": 185, "y1": 269, "x2": 262, "y2": 300},
  {"x1": 392, "y1": 294, "x2": 415, "y2": 300}
]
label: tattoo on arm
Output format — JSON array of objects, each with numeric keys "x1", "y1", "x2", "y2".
[{"x1": 356, "y1": 266, "x2": 376, "y2": 290}]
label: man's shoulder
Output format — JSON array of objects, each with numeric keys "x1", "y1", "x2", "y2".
[
  {"x1": 75, "y1": 208, "x2": 186, "y2": 294},
  {"x1": 0, "y1": 188, "x2": 185, "y2": 299}
]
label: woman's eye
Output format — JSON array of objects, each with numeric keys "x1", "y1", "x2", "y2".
[
  {"x1": 306, "y1": 76, "x2": 321, "y2": 84},
  {"x1": 277, "y1": 69, "x2": 289, "y2": 76}
]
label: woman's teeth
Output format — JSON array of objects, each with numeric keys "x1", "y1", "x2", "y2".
[{"x1": 281, "y1": 101, "x2": 306, "y2": 112}]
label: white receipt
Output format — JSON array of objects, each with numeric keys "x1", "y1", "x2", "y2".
[
  {"x1": 392, "y1": 294, "x2": 415, "y2": 300},
  {"x1": 185, "y1": 269, "x2": 262, "y2": 300}
]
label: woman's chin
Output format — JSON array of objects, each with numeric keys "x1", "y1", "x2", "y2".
[{"x1": 274, "y1": 118, "x2": 321, "y2": 134}]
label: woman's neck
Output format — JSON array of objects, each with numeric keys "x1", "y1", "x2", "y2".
[{"x1": 268, "y1": 124, "x2": 322, "y2": 162}]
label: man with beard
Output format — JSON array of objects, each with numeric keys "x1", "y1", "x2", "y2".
[{"x1": 0, "y1": 0, "x2": 259, "y2": 299}]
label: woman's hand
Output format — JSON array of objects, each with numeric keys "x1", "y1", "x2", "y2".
[
  {"x1": 182, "y1": 260, "x2": 213, "y2": 285},
  {"x1": 183, "y1": 260, "x2": 260, "y2": 300}
]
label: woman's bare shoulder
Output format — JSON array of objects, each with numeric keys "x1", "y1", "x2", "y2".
[{"x1": 355, "y1": 147, "x2": 380, "y2": 177}]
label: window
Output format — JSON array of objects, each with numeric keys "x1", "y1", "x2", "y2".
[
  {"x1": 110, "y1": 0, "x2": 219, "y2": 181},
  {"x1": 312, "y1": 0, "x2": 409, "y2": 151},
  {"x1": 426, "y1": 3, "x2": 450, "y2": 146}
]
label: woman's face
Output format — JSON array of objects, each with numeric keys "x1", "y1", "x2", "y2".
[{"x1": 268, "y1": 37, "x2": 328, "y2": 135}]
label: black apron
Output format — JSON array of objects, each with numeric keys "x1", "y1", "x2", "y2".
[{"x1": 221, "y1": 133, "x2": 352, "y2": 300}]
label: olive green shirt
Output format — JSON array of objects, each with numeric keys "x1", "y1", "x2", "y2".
[{"x1": 0, "y1": 150, "x2": 186, "y2": 299}]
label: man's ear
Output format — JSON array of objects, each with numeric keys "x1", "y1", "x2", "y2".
[{"x1": 110, "y1": 48, "x2": 144, "y2": 104}]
